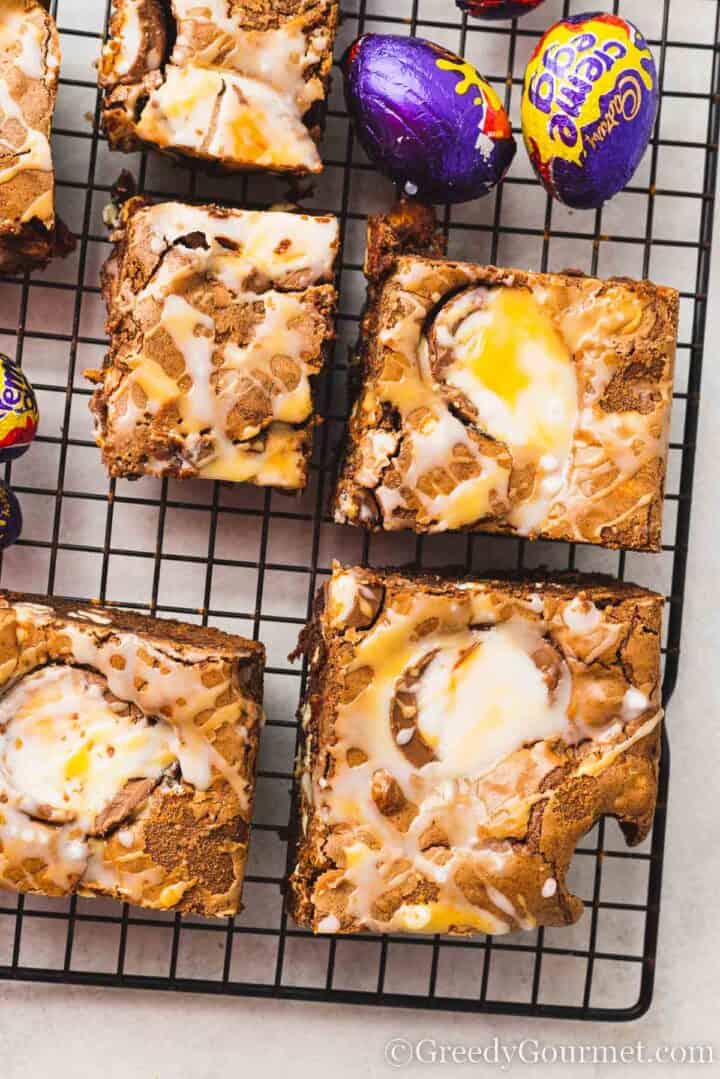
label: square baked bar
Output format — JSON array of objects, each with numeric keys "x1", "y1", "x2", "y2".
[
  {"x1": 88, "y1": 196, "x2": 339, "y2": 487},
  {"x1": 99, "y1": 0, "x2": 339, "y2": 176},
  {"x1": 289, "y1": 564, "x2": 662, "y2": 936},
  {"x1": 0, "y1": 592, "x2": 264, "y2": 917},
  {"x1": 333, "y1": 204, "x2": 679, "y2": 551},
  {"x1": 0, "y1": 0, "x2": 69, "y2": 271}
]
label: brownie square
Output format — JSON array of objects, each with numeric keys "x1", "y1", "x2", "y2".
[
  {"x1": 99, "y1": 0, "x2": 339, "y2": 175},
  {"x1": 87, "y1": 196, "x2": 339, "y2": 487},
  {"x1": 289, "y1": 564, "x2": 662, "y2": 936},
  {"x1": 333, "y1": 204, "x2": 679, "y2": 551},
  {"x1": 0, "y1": 592, "x2": 265, "y2": 917},
  {"x1": 0, "y1": 0, "x2": 72, "y2": 272}
]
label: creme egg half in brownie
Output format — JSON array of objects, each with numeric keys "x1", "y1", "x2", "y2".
[
  {"x1": 336, "y1": 244, "x2": 675, "y2": 550},
  {"x1": 290, "y1": 566, "x2": 662, "y2": 936},
  {"x1": 427, "y1": 286, "x2": 579, "y2": 532},
  {"x1": 0, "y1": 597, "x2": 263, "y2": 915},
  {"x1": 0, "y1": 667, "x2": 176, "y2": 826}
]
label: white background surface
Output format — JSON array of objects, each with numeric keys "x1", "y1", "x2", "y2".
[{"x1": 0, "y1": 0, "x2": 718, "y2": 1075}]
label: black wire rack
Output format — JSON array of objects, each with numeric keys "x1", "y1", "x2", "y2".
[{"x1": 0, "y1": 0, "x2": 717, "y2": 1021}]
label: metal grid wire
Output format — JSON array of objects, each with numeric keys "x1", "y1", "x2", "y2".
[{"x1": 0, "y1": 0, "x2": 716, "y2": 1020}]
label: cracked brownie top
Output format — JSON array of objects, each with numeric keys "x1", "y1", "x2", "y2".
[
  {"x1": 99, "y1": 0, "x2": 339, "y2": 175},
  {"x1": 88, "y1": 196, "x2": 339, "y2": 487},
  {"x1": 334, "y1": 206, "x2": 678, "y2": 551},
  {"x1": 0, "y1": 592, "x2": 264, "y2": 917},
  {"x1": 289, "y1": 564, "x2": 662, "y2": 936}
]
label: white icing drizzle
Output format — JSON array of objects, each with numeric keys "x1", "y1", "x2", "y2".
[
  {"x1": 0, "y1": 82, "x2": 53, "y2": 182},
  {"x1": 172, "y1": 0, "x2": 329, "y2": 113},
  {"x1": 0, "y1": 665, "x2": 177, "y2": 894},
  {"x1": 302, "y1": 569, "x2": 661, "y2": 936},
  {"x1": 622, "y1": 687, "x2": 649, "y2": 721},
  {"x1": 0, "y1": 2, "x2": 57, "y2": 223},
  {"x1": 0, "y1": 666, "x2": 176, "y2": 821},
  {"x1": 69, "y1": 609, "x2": 113, "y2": 625},
  {"x1": 104, "y1": 203, "x2": 338, "y2": 486},
  {"x1": 0, "y1": 602, "x2": 261, "y2": 906},
  {"x1": 438, "y1": 287, "x2": 579, "y2": 533},
  {"x1": 1, "y1": 8, "x2": 45, "y2": 79},
  {"x1": 142, "y1": 61, "x2": 322, "y2": 173},
  {"x1": 317, "y1": 913, "x2": 340, "y2": 934},
  {"x1": 563, "y1": 596, "x2": 602, "y2": 635},
  {"x1": 107, "y1": 0, "x2": 333, "y2": 172},
  {"x1": 340, "y1": 262, "x2": 675, "y2": 543},
  {"x1": 161, "y1": 292, "x2": 216, "y2": 425},
  {"x1": 138, "y1": 202, "x2": 338, "y2": 288},
  {"x1": 60, "y1": 622, "x2": 252, "y2": 802},
  {"x1": 541, "y1": 877, "x2": 557, "y2": 898}
]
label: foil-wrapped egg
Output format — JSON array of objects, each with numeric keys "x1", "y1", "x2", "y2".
[
  {"x1": 0, "y1": 482, "x2": 22, "y2": 549},
  {"x1": 343, "y1": 34, "x2": 516, "y2": 204},
  {"x1": 521, "y1": 13, "x2": 658, "y2": 209},
  {"x1": 458, "y1": 0, "x2": 546, "y2": 18},
  {"x1": 0, "y1": 354, "x2": 39, "y2": 462}
]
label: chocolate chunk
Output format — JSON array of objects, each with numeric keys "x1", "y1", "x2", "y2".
[{"x1": 90, "y1": 775, "x2": 163, "y2": 837}]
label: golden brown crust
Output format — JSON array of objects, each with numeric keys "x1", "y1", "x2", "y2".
[
  {"x1": 87, "y1": 195, "x2": 339, "y2": 487},
  {"x1": 288, "y1": 565, "x2": 662, "y2": 936},
  {"x1": 100, "y1": 0, "x2": 339, "y2": 176},
  {"x1": 0, "y1": 591, "x2": 264, "y2": 917},
  {"x1": 333, "y1": 204, "x2": 678, "y2": 552}
]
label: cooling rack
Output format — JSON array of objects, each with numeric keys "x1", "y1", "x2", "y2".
[{"x1": 0, "y1": 0, "x2": 717, "y2": 1021}]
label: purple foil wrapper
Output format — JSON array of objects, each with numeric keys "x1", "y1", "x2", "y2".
[
  {"x1": 343, "y1": 34, "x2": 516, "y2": 205},
  {"x1": 0, "y1": 481, "x2": 22, "y2": 549},
  {"x1": 458, "y1": 0, "x2": 546, "y2": 19}
]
